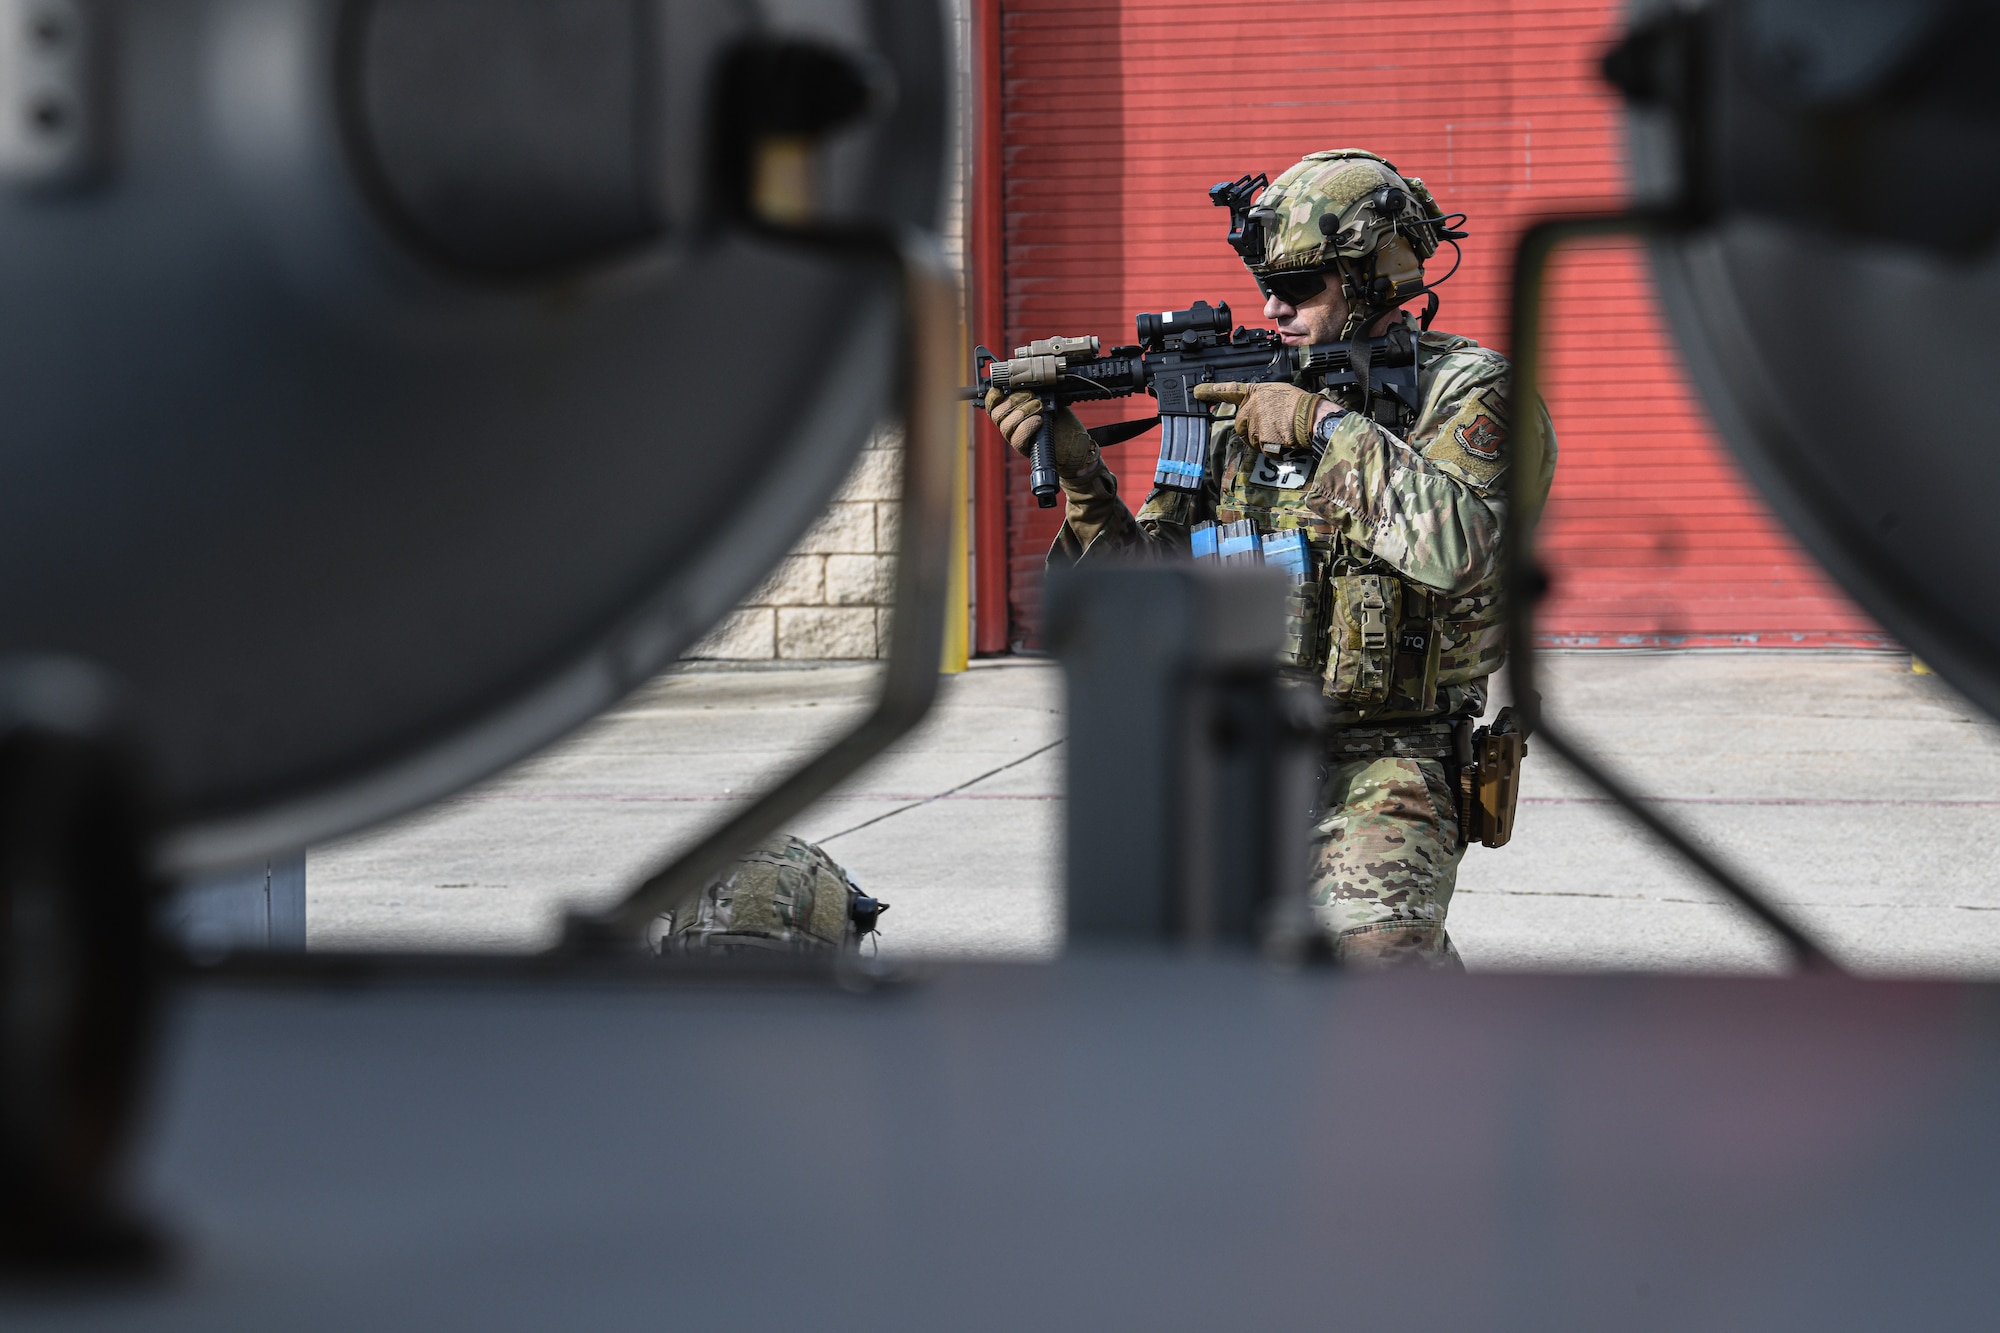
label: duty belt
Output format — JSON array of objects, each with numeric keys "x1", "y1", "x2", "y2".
[{"x1": 1323, "y1": 720, "x2": 1459, "y2": 760}]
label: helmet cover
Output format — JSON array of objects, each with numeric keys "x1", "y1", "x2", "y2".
[
  {"x1": 651, "y1": 833, "x2": 880, "y2": 957},
  {"x1": 1247, "y1": 148, "x2": 1446, "y2": 278}
]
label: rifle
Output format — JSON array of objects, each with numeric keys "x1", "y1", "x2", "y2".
[{"x1": 968, "y1": 299, "x2": 1424, "y2": 508}]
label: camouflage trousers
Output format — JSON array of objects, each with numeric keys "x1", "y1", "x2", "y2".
[{"x1": 1309, "y1": 754, "x2": 1466, "y2": 970}]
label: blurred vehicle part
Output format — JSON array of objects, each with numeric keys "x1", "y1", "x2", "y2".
[{"x1": 0, "y1": 0, "x2": 955, "y2": 1272}]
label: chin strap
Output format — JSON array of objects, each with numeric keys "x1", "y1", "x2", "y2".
[
  {"x1": 1336, "y1": 313, "x2": 1376, "y2": 341},
  {"x1": 1335, "y1": 291, "x2": 1391, "y2": 343}
]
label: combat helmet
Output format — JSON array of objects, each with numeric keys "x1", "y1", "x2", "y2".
[
  {"x1": 1211, "y1": 149, "x2": 1466, "y2": 339},
  {"x1": 650, "y1": 833, "x2": 887, "y2": 958}
]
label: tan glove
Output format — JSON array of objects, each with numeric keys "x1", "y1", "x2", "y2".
[
  {"x1": 1192, "y1": 381, "x2": 1328, "y2": 456},
  {"x1": 984, "y1": 388, "x2": 1098, "y2": 478}
]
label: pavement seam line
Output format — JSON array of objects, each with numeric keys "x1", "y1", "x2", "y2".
[{"x1": 817, "y1": 736, "x2": 1068, "y2": 845}]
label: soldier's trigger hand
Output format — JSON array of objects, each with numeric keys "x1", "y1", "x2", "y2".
[{"x1": 1193, "y1": 381, "x2": 1324, "y2": 456}]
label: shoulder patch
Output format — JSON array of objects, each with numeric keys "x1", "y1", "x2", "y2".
[
  {"x1": 1454, "y1": 413, "x2": 1503, "y2": 459},
  {"x1": 1423, "y1": 386, "x2": 1511, "y2": 489}
]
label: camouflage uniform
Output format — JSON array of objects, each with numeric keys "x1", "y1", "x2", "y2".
[
  {"x1": 650, "y1": 834, "x2": 883, "y2": 957},
  {"x1": 1040, "y1": 152, "x2": 1557, "y2": 966}
]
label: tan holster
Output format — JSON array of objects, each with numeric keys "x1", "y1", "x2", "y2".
[{"x1": 1454, "y1": 706, "x2": 1527, "y2": 849}]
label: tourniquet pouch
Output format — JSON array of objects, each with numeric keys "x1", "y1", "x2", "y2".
[
  {"x1": 1324, "y1": 572, "x2": 1403, "y2": 708},
  {"x1": 1390, "y1": 584, "x2": 1442, "y2": 715},
  {"x1": 1323, "y1": 572, "x2": 1442, "y2": 712}
]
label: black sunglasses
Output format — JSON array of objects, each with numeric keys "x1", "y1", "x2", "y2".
[{"x1": 1257, "y1": 269, "x2": 1334, "y2": 307}]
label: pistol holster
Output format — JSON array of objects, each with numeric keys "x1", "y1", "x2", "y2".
[{"x1": 1454, "y1": 706, "x2": 1527, "y2": 850}]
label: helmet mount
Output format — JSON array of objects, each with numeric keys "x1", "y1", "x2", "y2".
[{"x1": 1209, "y1": 173, "x2": 1270, "y2": 266}]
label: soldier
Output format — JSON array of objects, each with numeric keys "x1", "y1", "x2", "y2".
[
  {"x1": 650, "y1": 833, "x2": 888, "y2": 958},
  {"x1": 986, "y1": 149, "x2": 1555, "y2": 969}
]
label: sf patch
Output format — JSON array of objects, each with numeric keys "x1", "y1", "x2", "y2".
[
  {"x1": 1454, "y1": 413, "x2": 1503, "y2": 459},
  {"x1": 1249, "y1": 452, "x2": 1312, "y2": 490}
]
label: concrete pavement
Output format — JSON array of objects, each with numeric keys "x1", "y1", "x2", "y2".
[
  {"x1": 1464, "y1": 651, "x2": 2000, "y2": 975},
  {"x1": 309, "y1": 651, "x2": 2000, "y2": 976},
  {"x1": 308, "y1": 659, "x2": 1063, "y2": 958}
]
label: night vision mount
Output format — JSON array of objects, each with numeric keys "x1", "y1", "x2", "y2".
[{"x1": 1210, "y1": 172, "x2": 1270, "y2": 265}]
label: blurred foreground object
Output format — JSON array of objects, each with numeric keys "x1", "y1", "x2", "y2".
[
  {"x1": 0, "y1": 0, "x2": 955, "y2": 1273},
  {"x1": 1048, "y1": 564, "x2": 1321, "y2": 955},
  {"x1": 167, "y1": 858, "x2": 307, "y2": 956},
  {"x1": 21, "y1": 0, "x2": 2000, "y2": 1321},
  {"x1": 0, "y1": 0, "x2": 946, "y2": 870},
  {"x1": 1499, "y1": 0, "x2": 2000, "y2": 967},
  {"x1": 0, "y1": 662, "x2": 157, "y2": 1272},
  {"x1": 1609, "y1": 0, "x2": 2000, "y2": 718}
]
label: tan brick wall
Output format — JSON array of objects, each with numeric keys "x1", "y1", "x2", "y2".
[
  {"x1": 687, "y1": 429, "x2": 908, "y2": 661},
  {"x1": 691, "y1": 0, "x2": 972, "y2": 663}
]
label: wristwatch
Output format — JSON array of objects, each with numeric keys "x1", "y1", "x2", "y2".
[{"x1": 1310, "y1": 403, "x2": 1346, "y2": 454}]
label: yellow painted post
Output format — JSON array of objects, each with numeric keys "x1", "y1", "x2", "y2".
[{"x1": 940, "y1": 326, "x2": 972, "y2": 674}]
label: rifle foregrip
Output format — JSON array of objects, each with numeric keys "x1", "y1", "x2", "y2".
[{"x1": 1029, "y1": 397, "x2": 1059, "y2": 509}]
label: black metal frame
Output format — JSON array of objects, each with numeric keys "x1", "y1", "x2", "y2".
[
  {"x1": 564, "y1": 225, "x2": 961, "y2": 949},
  {"x1": 1505, "y1": 212, "x2": 1837, "y2": 972}
]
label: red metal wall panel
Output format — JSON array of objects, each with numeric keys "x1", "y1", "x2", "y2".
[
  {"x1": 993, "y1": 0, "x2": 1882, "y2": 649},
  {"x1": 970, "y1": 0, "x2": 1012, "y2": 655}
]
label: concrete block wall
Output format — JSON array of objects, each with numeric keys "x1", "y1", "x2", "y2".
[
  {"x1": 690, "y1": 0, "x2": 971, "y2": 663},
  {"x1": 686, "y1": 428, "x2": 906, "y2": 661}
]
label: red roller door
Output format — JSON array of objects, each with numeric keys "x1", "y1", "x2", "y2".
[{"x1": 979, "y1": 0, "x2": 1883, "y2": 650}]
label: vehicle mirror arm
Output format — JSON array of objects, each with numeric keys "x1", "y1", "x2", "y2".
[{"x1": 1505, "y1": 209, "x2": 1840, "y2": 974}]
